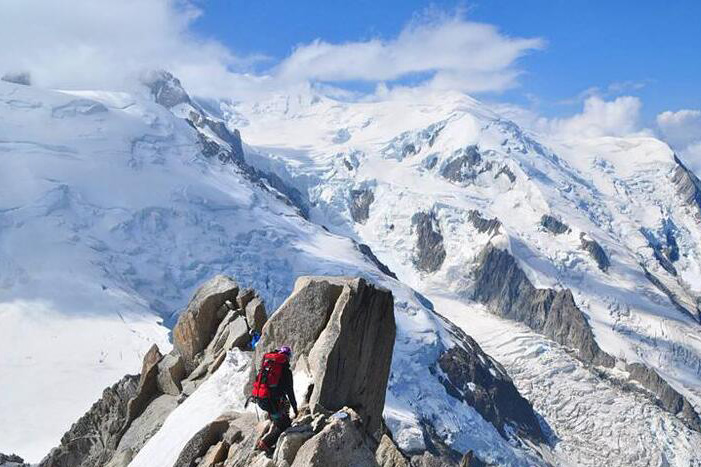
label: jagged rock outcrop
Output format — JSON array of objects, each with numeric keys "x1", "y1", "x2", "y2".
[
  {"x1": 474, "y1": 244, "x2": 614, "y2": 368},
  {"x1": 441, "y1": 146, "x2": 483, "y2": 183},
  {"x1": 0, "y1": 72, "x2": 31, "y2": 86},
  {"x1": 468, "y1": 210, "x2": 501, "y2": 236},
  {"x1": 671, "y1": 154, "x2": 701, "y2": 218},
  {"x1": 474, "y1": 244, "x2": 701, "y2": 431},
  {"x1": 0, "y1": 453, "x2": 28, "y2": 467},
  {"x1": 580, "y1": 234, "x2": 610, "y2": 272},
  {"x1": 540, "y1": 214, "x2": 569, "y2": 235},
  {"x1": 626, "y1": 363, "x2": 701, "y2": 431},
  {"x1": 437, "y1": 334, "x2": 544, "y2": 442},
  {"x1": 357, "y1": 243, "x2": 399, "y2": 279},
  {"x1": 39, "y1": 375, "x2": 139, "y2": 467},
  {"x1": 142, "y1": 70, "x2": 192, "y2": 109},
  {"x1": 173, "y1": 275, "x2": 240, "y2": 372},
  {"x1": 412, "y1": 211, "x2": 446, "y2": 272},
  {"x1": 350, "y1": 188, "x2": 375, "y2": 223}
]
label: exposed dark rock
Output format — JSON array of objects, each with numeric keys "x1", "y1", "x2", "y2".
[
  {"x1": 350, "y1": 188, "x2": 375, "y2": 223},
  {"x1": 412, "y1": 211, "x2": 446, "y2": 273},
  {"x1": 0, "y1": 453, "x2": 28, "y2": 466},
  {"x1": 473, "y1": 244, "x2": 615, "y2": 368},
  {"x1": 434, "y1": 315, "x2": 544, "y2": 443},
  {"x1": 468, "y1": 210, "x2": 501, "y2": 236},
  {"x1": 641, "y1": 222, "x2": 680, "y2": 276},
  {"x1": 626, "y1": 362, "x2": 701, "y2": 431},
  {"x1": 495, "y1": 165, "x2": 516, "y2": 183},
  {"x1": 441, "y1": 146, "x2": 483, "y2": 183},
  {"x1": 580, "y1": 235, "x2": 610, "y2": 272},
  {"x1": 1, "y1": 72, "x2": 31, "y2": 86},
  {"x1": 142, "y1": 70, "x2": 191, "y2": 109},
  {"x1": 671, "y1": 154, "x2": 701, "y2": 218},
  {"x1": 459, "y1": 450, "x2": 492, "y2": 467},
  {"x1": 39, "y1": 375, "x2": 139, "y2": 467},
  {"x1": 173, "y1": 275, "x2": 239, "y2": 372},
  {"x1": 357, "y1": 242, "x2": 398, "y2": 279},
  {"x1": 540, "y1": 215, "x2": 570, "y2": 235},
  {"x1": 642, "y1": 266, "x2": 700, "y2": 321}
]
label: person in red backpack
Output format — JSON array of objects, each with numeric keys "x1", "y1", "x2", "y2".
[{"x1": 253, "y1": 346, "x2": 298, "y2": 455}]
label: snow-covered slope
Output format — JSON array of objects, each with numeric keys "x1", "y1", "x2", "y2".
[
  {"x1": 0, "y1": 80, "x2": 544, "y2": 466},
  {"x1": 224, "y1": 89, "x2": 701, "y2": 465}
]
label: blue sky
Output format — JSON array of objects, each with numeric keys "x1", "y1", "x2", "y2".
[{"x1": 190, "y1": 0, "x2": 700, "y2": 123}]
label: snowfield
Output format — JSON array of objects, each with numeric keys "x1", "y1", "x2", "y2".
[{"x1": 1, "y1": 77, "x2": 701, "y2": 466}]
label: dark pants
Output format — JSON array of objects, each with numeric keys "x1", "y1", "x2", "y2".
[{"x1": 260, "y1": 399, "x2": 291, "y2": 449}]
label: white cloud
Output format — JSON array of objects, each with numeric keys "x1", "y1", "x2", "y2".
[
  {"x1": 0, "y1": 1, "x2": 543, "y2": 98},
  {"x1": 538, "y1": 96, "x2": 644, "y2": 139},
  {"x1": 275, "y1": 13, "x2": 544, "y2": 93},
  {"x1": 657, "y1": 109, "x2": 701, "y2": 174}
]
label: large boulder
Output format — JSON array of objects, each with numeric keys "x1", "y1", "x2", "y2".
[
  {"x1": 307, "y1": 278, "x2": 395, "y2": 435},
  {"x1": 251, "y1": 277, "x2": 395, "y2": 436},
  {"x1": 290, "y1": 409, "x2": 378, "y2": 467},
  {"x1": 173, "y1": 275, "x2": 239, "y2": 372}
]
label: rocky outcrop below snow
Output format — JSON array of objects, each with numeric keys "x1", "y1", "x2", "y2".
[
  {"x1": 474, "y1": 244, "x2": 614, "y2": 368},
  {"x1": 350, "y1": 188, "x2": 375, "y2": 223},
  {"x1": 626, "y1": 363, "x2": 701, "y2": 431},
  {"x1": 412, "y1": 211, "x2": 446, "y2": 272},
  {"x1": 473, "y1": 244, "x2": 701, "y2": 432},
  {"x1": 0, "y1": 71, "x2": 31, "y2": 86},
  {"x1": 142, "y1": 70, "x2": 192, "y2": 109},
  {"x1": 0, "y1": 453, "x2": 28, "y2": 467},
  {"x1": 540, "y1": 215, "x2": 569, "y2": 235},
  {"x1": 579, "y1": 234, "x2": 610, "y2": 272},
  {"x1": 468, "y1": 210, "x2": 502, "y2": 236},
  {"x1": 435, "y1": 316, "x2": 544, "y2": 444},
  {"x1": 671, "y1": 154, "x2": 701, "y2": 219}
]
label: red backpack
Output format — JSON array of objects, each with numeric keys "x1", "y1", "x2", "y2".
[{"x1": 252, "y1": 352, "x2": 288, "y2": 400}]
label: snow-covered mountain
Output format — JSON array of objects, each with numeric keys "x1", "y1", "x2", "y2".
[{"x1": 1, "y1": 73, "x2": 700, "y2": 466}]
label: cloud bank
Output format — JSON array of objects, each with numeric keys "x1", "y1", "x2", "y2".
[
  {"x1": 0, "y1": 0, "x2": 542, "y2": 98},
  {"x1": 657, "y1": 109, "x2": 701, "y2": 173}
]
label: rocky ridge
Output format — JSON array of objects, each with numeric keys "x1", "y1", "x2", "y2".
[{"x1": 39, "y1": 273, "x2": 548, "y2": 467}]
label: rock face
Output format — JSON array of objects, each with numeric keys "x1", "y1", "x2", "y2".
[
  {"x1": 474, "y1": 244, "x2": 615, "y2": 368},
  {"x1": 671, "y1": 154, "x2": 701, "y2": 218},
  {"x1": 441, "y1": 146, "x2": 483, "y2": 183},
  {"x1": 357, "y1": 243, "x2": 398, "y2": 280},
  {"x1": 0, "y1": 453, "x2": 28, "y2": 467},
  {"x1": 474, "y1": 244, "x2": 701, "y2": 430},
  {"x1": 39, "y1": 375, "x2": 139, "y2": 467},
  {"x1": 436, "y1": 322, "x2": 544, "y2": 442},
  {"x1": 626, "y1": 363, "x2": 701, "y2": 431},
  {"x1": 468, "y1": 210, "x2": 501, "y2": 236},
  {"x1": 540, "y1": 214, "x2": 569, "y2": 235},
  {"x1": 306, "y1": 279, "x2": 395, "y2": 435},
  {"x1": 412, "y1": 211, "x2": 446, "y2": 272},
  {"x1": 252, "y1": 276, "x2": 395, "y2": 436},
  {"x1": 173, "y1": 275, "x2": 240, "y2": 372},
  {"x1": 142, "y1": 69, "x2": 192, "y2": 109},
  {"x1": 579, "y1": 234, "x2": 610, "y2": 272},
  {"x1": 350, "y1": 188, "x2": 375, "y2": 223},
  {"x1": 1, "y1": 71, "x2": 31, "y2": 86}
]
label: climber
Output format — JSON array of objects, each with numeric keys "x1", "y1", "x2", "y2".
[{"x1": 252, "y1": 345, "x2": 298, "y2": 455}]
